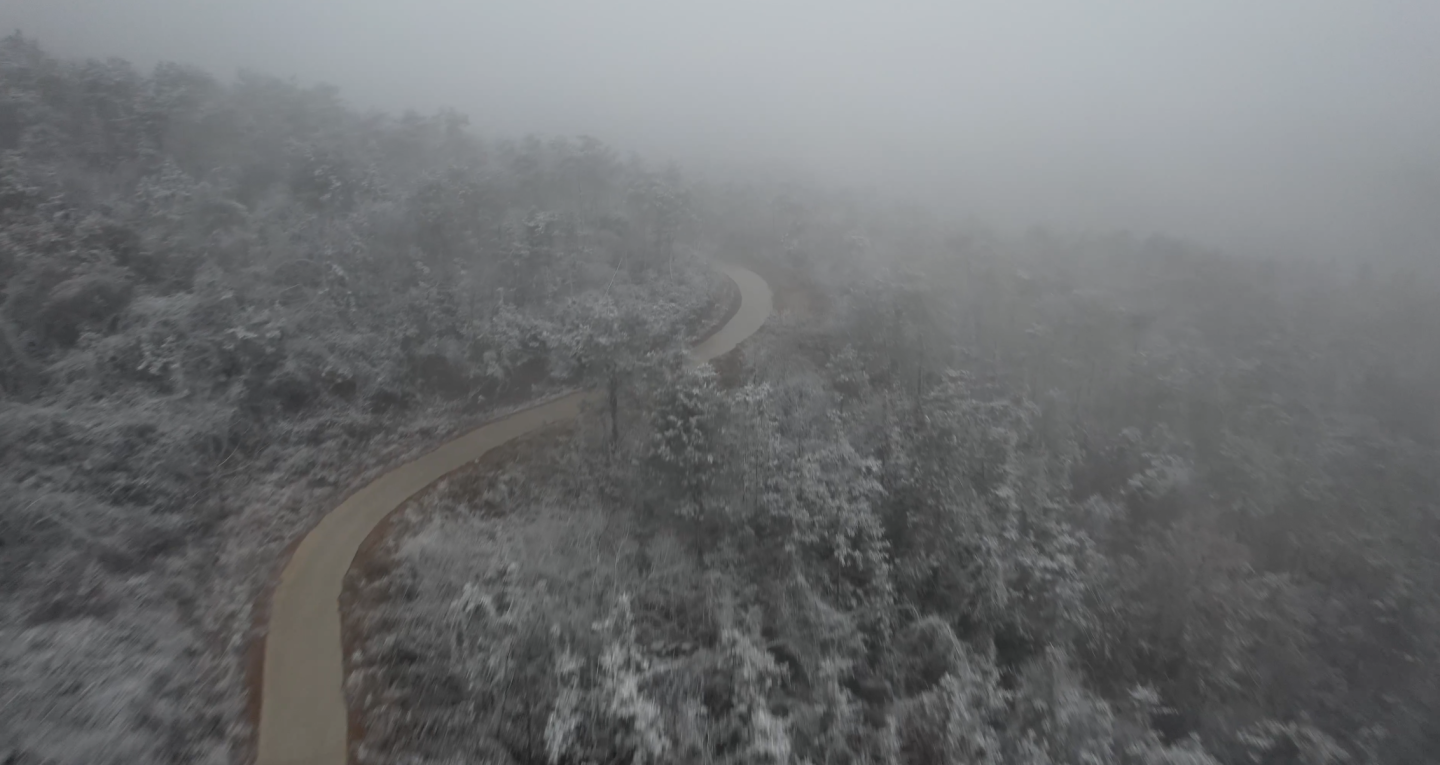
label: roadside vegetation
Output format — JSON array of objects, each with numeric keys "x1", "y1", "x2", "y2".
[
  {"x1": 0, "y1": 35, "x2": 724, "y2": 764},
  {"x1": 357, "y1": 197, "x2": 1440, "y2": 764}
]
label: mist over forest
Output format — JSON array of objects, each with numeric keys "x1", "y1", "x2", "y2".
[
  {"x1": 1, "y1": 3, "x2": 1438, "y2": 765},
  {"x1": 9, "y1": 0, "x2": 1440, "y2": 263}
]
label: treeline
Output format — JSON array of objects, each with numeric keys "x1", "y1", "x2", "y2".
[{"x1": 0, "y1": 35, "x2": 721, "y2": 764}]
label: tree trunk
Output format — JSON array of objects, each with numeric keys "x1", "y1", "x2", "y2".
[
  {"x1": 608, "y1": 369, "x2": 619, "y2": 448},
  {"x1": 690, "y1": 493, "x2": 708, "y2": 561}
]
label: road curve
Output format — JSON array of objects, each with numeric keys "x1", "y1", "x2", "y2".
[{"x1": 255, "y1": 262, "x2": 771, "y2": 765}]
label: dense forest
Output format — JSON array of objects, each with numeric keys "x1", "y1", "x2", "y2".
[
  {"x1": 351, "y1": 211, "x2": 1440, "y2": 764},
  {"x1": 0, "y1": 35, "x2": 725, "y2": 764},
  {"x1": 4, "y1": 34, "x2": 1440, "y2": 765}
]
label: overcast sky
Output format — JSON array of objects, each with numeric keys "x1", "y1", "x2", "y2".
[{"x1": 6, "y1": 0, "x2": 1439, "y2": 261}]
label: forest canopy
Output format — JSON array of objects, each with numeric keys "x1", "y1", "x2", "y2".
[{"x1": 2, "y1": 31, "x2": 1439, "y2": 765}]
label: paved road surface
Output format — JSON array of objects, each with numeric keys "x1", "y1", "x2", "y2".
[{"x1": 255, "y1": 262, "x2": 771, "y2": 765}]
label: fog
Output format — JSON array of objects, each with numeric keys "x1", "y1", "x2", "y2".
[
  {"x1": 7, "y1": 0, "x2": 1439, "y2": 261},
  {"x1": 8, "y1": 5, "x2": 1440, "y2": 764}
]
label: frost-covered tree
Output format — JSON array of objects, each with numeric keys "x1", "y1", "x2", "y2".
[
  {"x1": 0, "y1": 35, "x2": 726, "y2": 765},
  {"x1": 648, "y1": 363, "x2": 725, "y2": 519}
]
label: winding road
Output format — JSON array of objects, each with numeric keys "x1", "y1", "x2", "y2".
[{"x1": 255, "y1": 262, "x2": 772, "y2": 765}]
